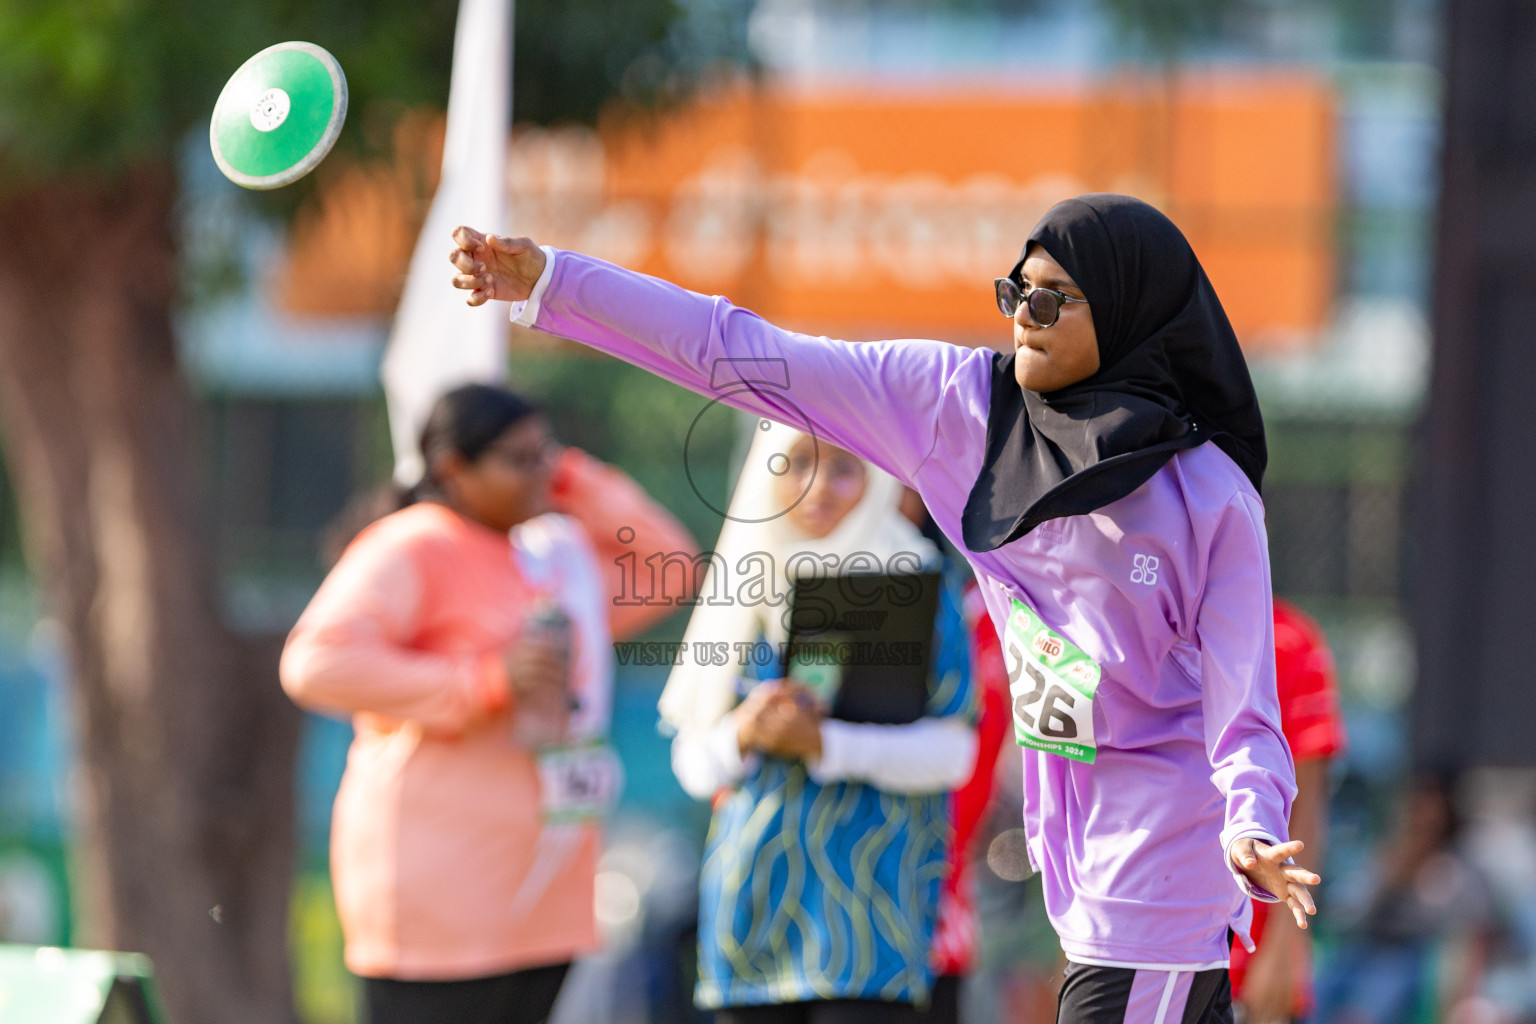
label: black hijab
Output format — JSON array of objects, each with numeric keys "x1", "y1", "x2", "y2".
[{"x1": 960, "y1": 194, "x2": 1266, "y2": 552}]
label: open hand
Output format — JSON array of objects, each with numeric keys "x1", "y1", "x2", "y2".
[
  {"x1": 1231, "y1": 838, "x2": 1320, "y2": 929},
  {"x1": 449, "y1": 226, "x2": 546, "y2": 306}
]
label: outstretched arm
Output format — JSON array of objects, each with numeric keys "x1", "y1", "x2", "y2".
[
  {"x1": 1198, "y1": 491, "x2": 1321, "y2": 928},
  {"x1": 449, "y1": 228, "x2": 989, "y2": 487}
]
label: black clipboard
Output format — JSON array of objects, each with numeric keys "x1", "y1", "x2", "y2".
[{"x1": 782, "y1": 571, "x2": 941, "y2": 725}]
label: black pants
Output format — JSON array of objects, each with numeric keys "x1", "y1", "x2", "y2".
[
  {"x1": 1056, "y1": 962, "x2": 1232, "y2": 1024},
  {"x1": 360, "y1": 961, "x2": 571, "y2": 1024},
  {"x1": 716, "y1": 974, "x2": 961, "y2": 1024}
]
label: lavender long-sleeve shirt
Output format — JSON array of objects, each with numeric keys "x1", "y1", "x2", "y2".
[{"x1": 513, "y1": 249, "x2": 1296, "y2": 967}]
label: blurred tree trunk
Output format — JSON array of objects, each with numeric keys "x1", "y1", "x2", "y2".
[
  {"x1": 0, "y1": 166, "x2": 301, "y2": 1024},
  {"x1": 1412, "y1": 0, "x2": 1536, "y2": 769}
]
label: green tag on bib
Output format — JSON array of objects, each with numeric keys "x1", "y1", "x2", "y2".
[{"x1": 1002, "y1": 597, "x2": 1101, "y2": 763}]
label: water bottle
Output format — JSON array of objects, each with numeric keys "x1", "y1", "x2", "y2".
[{"x1": 512, "y1": 600, "x2": 573, "y2": 750}]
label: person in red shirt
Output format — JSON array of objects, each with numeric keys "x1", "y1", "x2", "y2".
[
  {"x1": 927, "y1": 578, "x2": 1013, "y2": 1023},
  {"x1": 895, "y1": 490, "x2": 1013, "y2": 1024},
  {"x1": 1229, "y1": 598, "x2": 1347, "y2": 1023}
]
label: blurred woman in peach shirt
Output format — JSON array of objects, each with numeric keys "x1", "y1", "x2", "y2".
[{"x1": 281, "y1": 384, "x2": 695, "y2": 1024}]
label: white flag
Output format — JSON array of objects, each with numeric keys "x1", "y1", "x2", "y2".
[{"x1": 382, "y1": 0, "x2": 513, "y2": 485}]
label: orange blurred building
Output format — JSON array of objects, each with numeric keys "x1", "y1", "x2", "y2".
[
  {"x1": 282, "y1": 74, "x2": 1336, "y2": 352},
  {"x1": 510, "y1": 75, "x2": 1335, "y2": 349}
]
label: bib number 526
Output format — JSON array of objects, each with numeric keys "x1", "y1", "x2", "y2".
[
  {"x1": 1001, "y1": 597, "x2": 1101, "y2": 764},
  {"x1": 1013, "y1": 660, "x2": 1082, "y2": 740}
]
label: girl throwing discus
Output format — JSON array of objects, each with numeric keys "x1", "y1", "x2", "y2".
[{"x1": 448, "y1": 194, "x2": 1318, "y2": 1024}]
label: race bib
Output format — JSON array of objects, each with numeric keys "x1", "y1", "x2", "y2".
[
  {"x1": 536, "y1": 743, "x2": 623, "y2": 823},
  {"x1": 1002, "y1": 597, "x2": 1101, "y2": 763}
]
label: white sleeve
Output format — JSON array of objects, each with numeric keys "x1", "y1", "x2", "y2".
[
  {"x1": 509, "y1": 245, "x2": 558, "y2": 327},
  {"x1": 670, "y1": 710, "x2": 758, "y2": 801},
  {"x1": 808, "y1": 717, "x2": 977, "y2": 794}
]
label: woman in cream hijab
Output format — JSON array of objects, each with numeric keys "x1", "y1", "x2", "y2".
[{"x1": 662, "y1": 419, "x2": 978, "y2": 1024}]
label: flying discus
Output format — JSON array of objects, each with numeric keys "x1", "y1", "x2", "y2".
[{"x1": 210, "y1": 41, "x2": 348, "y2": 190}]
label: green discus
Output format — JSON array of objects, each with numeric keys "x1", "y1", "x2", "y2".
[{"x1": 210, "y1": 41, "x2": 348, "y2": 190}]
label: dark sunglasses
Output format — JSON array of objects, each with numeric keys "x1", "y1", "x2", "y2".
[{"x1": 993, "y1": 277, "x2": 1089, "y2": 328}]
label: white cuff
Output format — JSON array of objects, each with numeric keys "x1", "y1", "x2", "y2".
[
  {"x1": 807, "y1": 717, "x2": 976, "y2": 794},
  {"x1": 670, "y1": 711, "x2": 756, "y2": 800},
  {"x1": 1224, "y1": 828, "x2": 1286, "y2": 903},
  {"x1": 809, "y1": 720, "x2": 859, "y2": 783},
  {"x1": 706, "y1": 712, "x2": 750, "y2": 779},
  {"x1": 509, "y1": 245, "x2": 558, "y2": 328}
]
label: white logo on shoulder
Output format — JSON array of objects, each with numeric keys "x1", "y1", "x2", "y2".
[{"x1": 1130, "y1": 553, "x2": 1160, "y2": 586}]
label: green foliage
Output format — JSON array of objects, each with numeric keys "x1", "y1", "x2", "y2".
[
  {"x1": 289, "y1": 869, "x2": 355, "y2": 1024},
  {"x1": 1332, "y1": 0, "x2": 1403, "y2": 58},
  {"x1": 0, "y1": 0, "x2": 751, "y2": 185},
  {"x1": 1100, "y1": 0, "x2": 1411, "y2": 63},
  {"x1": 887, "y1": 0, "x2": 1047, "y2": 13},
  {"x1": 516, "y1": 0, "x2": 755, "y2": 125},
  {"x1": 1099, "y1": 0, "x2": 1247, "y2": 58},
  {"x1": 0, "y1": 454, "x2": 25, "y2": 568}
]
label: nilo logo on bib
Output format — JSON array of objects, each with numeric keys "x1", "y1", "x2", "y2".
[{"x1": 1002, "y1": 597, "x2": 1102, "y2": 763}]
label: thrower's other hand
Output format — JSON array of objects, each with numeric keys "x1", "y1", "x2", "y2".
[{"x1": 1231, "y1": 838, "x2": 1320, "y2": 929}]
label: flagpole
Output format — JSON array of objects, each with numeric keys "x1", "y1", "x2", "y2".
[{"x1": 381, "y1": 0, "x2": 513, "y2": 485}]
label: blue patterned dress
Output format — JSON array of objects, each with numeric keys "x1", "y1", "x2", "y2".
[{"x1": 695, "y1": 578, "x2": 975, "y2": 1009}]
